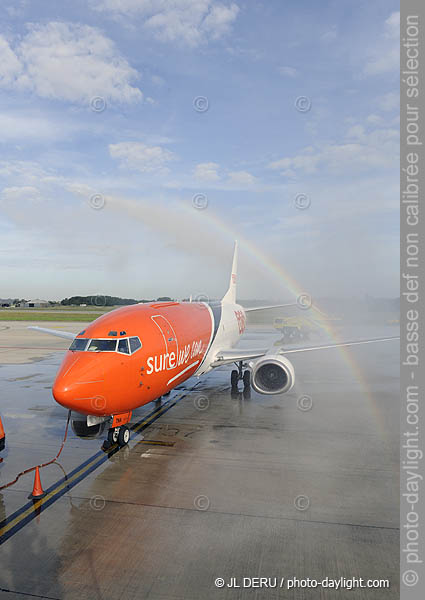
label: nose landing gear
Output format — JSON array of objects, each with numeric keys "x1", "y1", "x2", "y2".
[
  {"x1": 104, "y1": 424, "x2": 130, "y2": 449},
  {"x1": 103, "y1": 411, "x2": 133, "y2": 450}
]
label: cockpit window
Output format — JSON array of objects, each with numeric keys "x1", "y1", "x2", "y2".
[
  {"x1": 69, "y1": 338, "x2": 89, "y2": 351},
  {"x1": 129, "y1": 337, "x2": 142, "y2": 353},
  {"x1": 87, "y1": 339, "x2": 117, "y2": 352},
  {"x1": 117, "y1": 338, "x2": 130, "y2": 354},
  {"x1": 68, "y1": 337, "x2": 139, "y2": 354}
]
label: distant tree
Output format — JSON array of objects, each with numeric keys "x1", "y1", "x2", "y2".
[
  {"x1": 60, "y1": 295, "x2": 141, "y2": 306},
  {"x1": 156, "y1": 296, "x2": 173, "y2": 301}
]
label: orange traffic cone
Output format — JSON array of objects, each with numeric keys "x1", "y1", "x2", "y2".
[
  {"x1": 0, "y1": 415, "x2": 5, "y2": 452},
  {"x1": 28, "y1": 466, "x2": 46, "y2": 500}
]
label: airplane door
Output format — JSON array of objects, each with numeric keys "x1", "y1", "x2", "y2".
[{"x1": 151, "y1": 315, "x2": 179, "y2": 370}]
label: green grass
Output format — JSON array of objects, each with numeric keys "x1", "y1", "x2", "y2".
[{"x1": 0, "y1": 311, "x2": 105, "y2": 322}]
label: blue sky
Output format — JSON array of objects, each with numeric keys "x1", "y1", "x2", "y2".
[{"x1": 0, "y1": 0, "x2": 399, "y2": 301}]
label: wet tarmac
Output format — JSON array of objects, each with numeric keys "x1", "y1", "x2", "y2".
[{"x1": 0, "y1": 324, "x2": 399, "y2": 599}]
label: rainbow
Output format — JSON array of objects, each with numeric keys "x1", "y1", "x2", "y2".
[{"x1": 186, "y1": 204, "x2": 389, "y2": 437}]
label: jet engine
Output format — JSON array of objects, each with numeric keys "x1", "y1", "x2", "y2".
[{"x1": 250, "y1": 355, "x2": 295, "y2": 395}]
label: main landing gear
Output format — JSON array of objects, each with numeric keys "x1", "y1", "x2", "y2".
[{"x1": 231, "y1": 361, "x2": 251, "y2": 398}]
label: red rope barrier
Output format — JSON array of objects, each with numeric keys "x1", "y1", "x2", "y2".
[{"x1": 0, "y1": 411, "x2": 71, "y2": 491}]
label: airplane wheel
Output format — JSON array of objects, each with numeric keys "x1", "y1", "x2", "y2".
[
  {"x1": 243, "y1": 370, "x2": 251, "y2": 387},
  {"x1": 231, "y1": 370, "x2": 238, "y2": 387},
  {"x1": 108, "y1": 427, "x2": 119, "y2": 445},
  {"x1": 118, "y1": 425, "x2": 130, "y2": 447}
]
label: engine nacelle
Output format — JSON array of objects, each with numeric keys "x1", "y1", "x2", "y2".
[
  {"x1": 250, "y1": 354, "x2": 295, "y2": 395},
  {"x1": 71, "y1": 419, "x2": 107, "y2": 439}
]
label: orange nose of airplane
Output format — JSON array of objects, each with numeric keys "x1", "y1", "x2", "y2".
[{"x1": 52, "y1": 352, "x2": 107, "y2": 415}]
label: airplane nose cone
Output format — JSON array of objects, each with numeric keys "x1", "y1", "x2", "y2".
[{"x1": 52, "y1": 352, "x2": 106, "y2": 414}]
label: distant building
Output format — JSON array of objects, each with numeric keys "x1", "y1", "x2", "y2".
[{"x1": 21, "y1": 299, "x2": 49, "y2": 308}]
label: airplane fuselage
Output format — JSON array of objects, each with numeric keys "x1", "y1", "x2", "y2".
[{"x1": 52, "y1": 301, "x2": 246, "y2": 417}]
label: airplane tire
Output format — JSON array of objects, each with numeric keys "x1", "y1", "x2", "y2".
[
  {"x1": 118, "y1": 425, "x2": 130, "y2": 447},
  {"x1": 243, "y1": 370, "x2": 251, "y2": 387},
  {"x1": 231, "y1": 370, "x2": 238, "y2": 387},
  {"x1": 108, "y1": 428, "x2": 119, "y2": 445}
]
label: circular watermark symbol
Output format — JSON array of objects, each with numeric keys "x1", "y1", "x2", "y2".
[
  {"x1": 90, "y1": 495, "x2": 106, "y2": 511},
  {"x1": 193, "y1": 96, "x2": 209, "y2": 113},
  {"x1": 90, "y1": 96, "x2": 107, "y2": 113},
  {"x1": 91, "y1": 395, "x2": 107, "y2": 411},
  {"x1": 295, "y1": 96, "x2": 311, "y2": 113},
  {"x1": 194, "y1": 494, "x2": 210, "y2": 511},
  {"x1": 193, "y1": 394, "x2": 210, "y2": 411},
  {"x1": 297, "y1": 293, "x2": 313, "y2": 310},
  {"x1": 215, "y1": 578, "x2": 225, "y2": 588},
  {"x1": 294, "y1": 193, "x2": 311, "y2": 210},
  {"x1": 194, "y1": 293, "x2": 210, "y2": 303},
  {"x1": 402, "y1": 570, "x2": 419, "y2": 587},
  {"x1": 297, "y1": 395, "x2": 313, "y2": 412},
  {"x1": 192, "y1": 193, "x2": 208, "y2": 210},
  {"x1": 91, "y1": 295, "x2": 107, "y2": 307},
  {"x1": 89, "y1": 193, "x2": 105, "y2": 210},
  {"x1": 294, "y1": 495, "x2": 310, "y2": 511}
]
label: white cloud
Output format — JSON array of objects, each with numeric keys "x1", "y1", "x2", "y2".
[
  {"x1": 151, "y1": 74, "x2": 165, "y2": 86},
  {"x1": 0, "y1": 160, "x2": 51, "y2": 184},
  {"x1": 346, "y1": 124, "x2": 365, "y2": 140},
  {"x1": 278, "y1": 66, "x2": 297, "y2": 77},
  {"x1": 364, "y1": 12, "x2": 399, "y2": 75},
  {"x1": 0, "y1": 36, "x2": 23, "y2": 86},
  {"x1": 385, "y1": 11, "x2": 400, "y2": 39},
  {"x1": 269, "y1": 125, "x2": 398, "y2": 177},
  {"x1": 0, "y1": 22, "x2": 142, "y2": 105},
  {"x1": 1, "y1": 186, "x2": 41, "y2": 203},
  {"x1": 227, "y1": 170, "x2": 257, "y2": 186},
  {"x1": 320, "y1": 25, "x2": 337, "y2": 42},
  {"x1": 366, "y1": 114, "x2": 385, "y2": 126},
  {"x1": 193, "y1": 161, "x2": 220, "y2": 181},
  {"x1": 91, "y1": 0, "x2": 239, "y2": 46},
  {"x1": 109, "y1": 141, "x2": 175, "y2": 173},
  {"x1": 376, "y1": 91, "x2": 399, "y2": 111},
  {"x1": 0, "y1": 111, "x2": 68, "y2": 141}
]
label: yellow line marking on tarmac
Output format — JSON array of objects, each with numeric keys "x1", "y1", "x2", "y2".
[
  {"x1": 137, "y1": 440, "x2": 175, "y2": 446},
  {"x1": 0, "y1": 456, "x2": 104, "y2": 537}
]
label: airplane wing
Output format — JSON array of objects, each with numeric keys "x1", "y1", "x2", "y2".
[
  {"x1": 28, "y1": 326, "x2": 76, "y2": 341},
  {"x1": 244, "y1": 303, "x2": 297, "y2": 312},
  {"x1": 278, "y1": 336, "x2": 399, "y2": 354},
  {"x1": 211, "y1": 348, "x2": 268, "y2": 366},
  {"x1": 210, "y1": 336, "x2": 399, "y2": 367}
]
